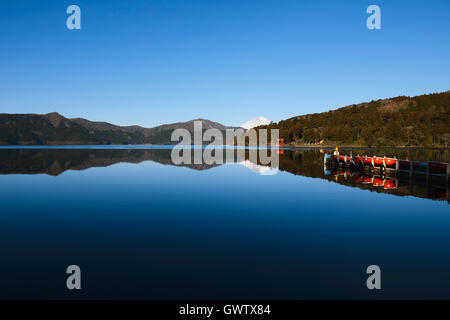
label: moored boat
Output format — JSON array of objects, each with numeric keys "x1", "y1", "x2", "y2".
[
  {"x1": 413, "y1": 161, "x2": 428, "y2": 171},
  {"x1": 324, "y1": 153, "x2": 447, "y2": 181},
  {"x1": 383, "y1": 179, "x2": 397, "y2": 190},
  {"x1": 362, "y1": 176, "x2": 373, "y2": 184},
  {"x1": 352, "y1": 155, "x2": 362, "y2": 164},
  {"x1": 399, "y1": 160, "x2": 410, "y2": 170},
  {"x1": 373, "y1": 156, "x2": 397, "y2": 167},
  {"x1": 372, "y1": 177, "x2": 385, "y2": 187},
  {"x1": 385, "y1": 158, "x2": 397, "y2": 167},
  {"x1": 428, "y1": 162, "x2": 447, "y2": 173},
  {"x1": 373, "y1": 156, "x2": 384, "y2": 166},
  {"x1": 362, "y1": 156, "x2": 373, "y2": 165}
]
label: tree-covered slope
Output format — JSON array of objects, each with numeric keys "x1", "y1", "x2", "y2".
[
  {"x1": 259, "y1": 91, "x2": 450, "y2": 147},
  {"x1": 0, "y1": 112, "x2": 146, "y2": 145},
  {"x1": 0, "y1": 112, "x2": 234, "y2": 145}
]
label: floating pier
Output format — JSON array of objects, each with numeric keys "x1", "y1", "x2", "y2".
[
  {"x1": 324, "y1": 151, "x2": 449, "y2": 182},
  {"x1": 324, "y1": 152, "x2": 449, "y2": 202}
]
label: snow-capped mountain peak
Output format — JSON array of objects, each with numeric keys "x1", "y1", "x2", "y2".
[
  {"x1": 239, "y1": 160, "x2": 278, "y2": 175},
  {"x1": 240, "y1": 116, "x2": 272, "y2": 130}
]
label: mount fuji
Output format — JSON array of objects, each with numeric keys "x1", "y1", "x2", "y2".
[{"x1": 240, "y1": 116, "x2": 272, "y2": 130}]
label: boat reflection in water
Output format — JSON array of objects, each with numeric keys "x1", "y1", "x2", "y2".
[
  {"x1": 324, "y1": 165, "x2": 449, "y2": 203},
  {"x1": 323, "y1": 149, "x2": 449, "y2": 203}
]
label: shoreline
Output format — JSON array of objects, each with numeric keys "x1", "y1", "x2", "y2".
[
  {"x1": 285, "y1": 144, "x2": 450, "y2": 149},
  {"x1": 0, "y1": 144, "x2": 449, "y2": 150}
]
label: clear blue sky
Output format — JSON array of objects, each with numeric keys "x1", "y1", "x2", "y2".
[{"x1": 0, "y1": 0, "x2": 449, "y2": 127}]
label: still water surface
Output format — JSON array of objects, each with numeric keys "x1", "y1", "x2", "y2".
[{"x1": 0, "y1": 147, "x2": 449, "y2": 299}]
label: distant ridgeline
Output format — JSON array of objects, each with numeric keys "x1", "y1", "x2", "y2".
[
  {"x1": 0, "y1": 113, "x2": 235, "y2": 145},
  {"x1": 257, "y1": 91, "x2": 450, "y2": 147},
  {"x1": 1, "y1": 90, "x2": 449, "y2": 146}
]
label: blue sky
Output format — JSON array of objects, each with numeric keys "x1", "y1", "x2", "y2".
[{"x1": 0, "y1": 0, "x2": 449, "y2": 127}]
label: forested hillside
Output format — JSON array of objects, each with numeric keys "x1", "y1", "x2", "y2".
[
  {"x1": 259, "y1": 91, "x2": 450, "y2": 147},
  {"x1": 0, "y1": 112, "x2": 232, "y2": 145}
]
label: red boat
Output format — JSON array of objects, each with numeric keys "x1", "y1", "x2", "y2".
[
  {"x1": 428, "y1": 162, "x2": 447, "y2": 173},
  {"x1": 372, "y1": 177, "x2": 385, "y2": 187},
  {"x1": 384, "y1": 158, "x2": 397, "y2": 166},
  {"x1": 399, "y1": 160, "x2": 410, "y2": 169},
  {"x1": 352, "y1": 155, "x2": 363, "y2": 164},
  {"x1": 373, "y1": 156, "x2": 384, "y2": 166},
  {"x1": 362, "y1": 176, "x2": 373, "y2": 184},
  {"x1": 383, "y1": 179, "x2": 397, "y2": 190},
  {"x1": 362, "y1": 156, "x2": 373, "y2": 165},
  {"x1": 413, "y1": 161, "x2": 428, "y2": 171},
  {"x1": 276, "y1": 139, "x2": 285, "y2": 147},
  {"x1": 373, "y1": 156, "x2": 397, "y2": 167}
]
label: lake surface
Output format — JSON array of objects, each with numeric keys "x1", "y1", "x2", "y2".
[{"x1": 0, "y1": 147, "x2": 449, "y2": 299}]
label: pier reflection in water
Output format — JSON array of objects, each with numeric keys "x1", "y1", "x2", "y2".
[
  {"x1": 0, "y1": 147, "x2": 448, "y2": 203},
  {"x1": 324, "y1": 163, "x2": 449, "y2": 203},
  {"x1": 283, "y1": 148, "x2": 449, "y2": 203}
]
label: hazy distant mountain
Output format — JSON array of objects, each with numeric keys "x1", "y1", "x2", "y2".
[
  {"x1": 241, "y1": 116, "x2": 272, "y2": 130},
  {"x1": 0, "y1": 113, "x2": 235, "y2": 145},
  {"x1": 150, "y1": 118, "x2": 235, "y2": 133}
]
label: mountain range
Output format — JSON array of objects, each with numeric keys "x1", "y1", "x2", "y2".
[
  {"x1": 1, "y1": 90, "x2": 448, "y2": 146},
  {"x1": 0, "y1": 112, "x2": 237, "y2": 145}
]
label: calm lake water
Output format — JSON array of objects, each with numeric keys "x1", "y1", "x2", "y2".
[{"x1": 0, "y1": 147, "x2": 449, "y2": 299}]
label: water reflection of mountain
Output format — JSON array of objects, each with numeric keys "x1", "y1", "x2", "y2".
[
  {"x1": 0, "y1": 148, "x2": 448, "y2": 202},
  {"x1": 0, "y1": 149, "x2": 219, "y2": 175}
]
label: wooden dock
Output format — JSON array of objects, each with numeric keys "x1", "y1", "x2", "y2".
[
  {"x1": 324, "y1": 152, "x2": 449, "y2": 202},
  {"x1": 325, "y1": 152, "x2": 449, "y2": 183}
]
